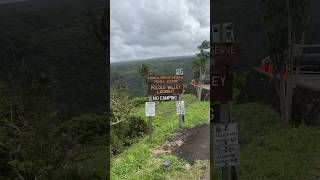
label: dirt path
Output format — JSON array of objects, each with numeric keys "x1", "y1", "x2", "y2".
[
  {"x1": 172, "y1": 124, "x2": 210, "y2": 162},
  {"x1": 169, "y1": 124, "x2": 210, "y2": 179}
]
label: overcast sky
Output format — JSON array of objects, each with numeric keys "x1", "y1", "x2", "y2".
[{"x1": 110, "y1": 0, "x2": 209, "y2": 62}]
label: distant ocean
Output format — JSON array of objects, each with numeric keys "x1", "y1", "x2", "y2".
[{"x1": 0, "y1": 0, "x2": 29, "y2": 5}]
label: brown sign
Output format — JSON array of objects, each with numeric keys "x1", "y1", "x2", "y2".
[
  {"x1": 211, "y1": 42, "x2": 239, "y2": 71},
  {"x1": 148, "y1": 84, "x2": 184, "y2": 95},
  {"x1": 210, "y1": 74, "x2": 233, "y2": 102},
  {"x1": 147, "y1": 75, "x2": 184, "y2": 84}
]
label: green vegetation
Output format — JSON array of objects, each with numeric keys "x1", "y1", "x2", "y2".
[
  {"x1": 111, "y1": 94, "x2": 209, "y2": 179},
  {"x1": 192, "y1": 40, "x2": 210, "y2": 80},
  {"x1": 212, "y1": 103, "x2": 320, "y2": 179},
  {"x1": 234, "y1": 71, "x2": 249, "y2": 98},
  {"x1": 110, "y1": 82, "x2": 149, "y2": 155},
  {"x1": 137, "y1": 64, "x2": 150, "y2": 96},
  {"x1": 0, "y1": 1, "x2": 108, "y2": 179},
  {"x1": 0, "y1": 0, "x2": 107, "y2": 116},
  {"x1": 0, "y1": 72, "x2": 108, "y2": 179}
]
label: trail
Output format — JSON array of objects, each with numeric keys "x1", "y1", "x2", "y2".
[{"x1": 169, "y1": 124, "x2": 210, "y2": 180}]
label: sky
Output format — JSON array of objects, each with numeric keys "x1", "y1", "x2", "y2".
[{"x1": 110, "y1": 0, "x2": 209, "y2": 62}]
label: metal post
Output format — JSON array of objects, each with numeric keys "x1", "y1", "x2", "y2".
[
  {"x1": 181, "y1": 114, "x2": 185, "y2": 127},
  {"x1": 148, "y1": 96, "x2": 153, "y2": 143},
  {"x1": 148, "y1": 116, "x2": 152, "y2": 143},
  {"x1": 179, "y1": 96, "x2": 185, "y2": 128}
]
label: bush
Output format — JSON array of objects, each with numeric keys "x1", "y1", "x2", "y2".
[
  {"x1": 110, "y1": 115, "x2": 148, "y2": 155},
  {"x1": 127, "y1": 115, "x2": 148, "y2": 138},
  {"x1": 62, "y1": 114, "x2": 107, "y2": 144},
  {"x1": 130, "y1": 97, "x2": 149, "y2": 107},
  {"x1": 234, "y1": 71, "x2": 248, "y2": 90},
  {"x1": 110, "y1": 130, "x2": 125, "y2": 155}
]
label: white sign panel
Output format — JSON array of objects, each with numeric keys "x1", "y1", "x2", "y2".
[
  {"x1": 176, "y1": 100, "x2": 185, "y2": 115},
  {"x1": 214, "y1": 144, "x2": 240, "y2": 168},
  {"x1": 152, "y1": 95, "x2": 179, "y2": 101},
  {"x1": 213, "y1": 123, "x2": 238, "y2": 145},
  {"x1": 176, "y1": 68, "x2": 183, "y2": 75},
  {"x1": 145, "y1": 102, "x2": 155, "y2": 117}
]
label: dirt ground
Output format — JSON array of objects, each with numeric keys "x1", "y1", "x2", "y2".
[
  {"x1": 171, "y1": 124, "x2": 210, "y2": 162},
  {"x1": 152, "y1": 123, "x2": 210, "y2": 179},
  {"x1": 171, "y1": 124, "x2": 210, "y2": 180}
]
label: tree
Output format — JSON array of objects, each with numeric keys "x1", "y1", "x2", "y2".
[
  {"x1": 0, "y1": 70, "x2": 62, "y2": 179},
  {"x1": 110, "y1": 81, "x2": 134, "y2": 126},
  {"x1": 261, "y1": 0, "x2": 311, "y2": 125},
  {"x1": 192, "y1": 40, "x2": 210, "y2": 100},
  {"x1": 85, "y1": 4, "x2": 108, "y2": 50},
  {"x1": 0, "y1": 42, "x2": 86, "y2": 179},
  {"x1": 137, "y1": 64, "x2": 150, "y2": 96}
]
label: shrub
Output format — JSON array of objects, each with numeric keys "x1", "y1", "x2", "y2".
[
  {"x1": 234, "y1": 71, "x2": 248, "y2": 90},
  {"x1": 62, "y1": 114, "x2": 107, "y2": 144},
  {"x1": 130, "y1": 97, "x2": 149, "y2": 107},
  {"x1": 110, "y1": 115, "x2": 147, "y2": 155},
  {"x1": 110, "y1": 128, "x2": 126, "y2": 155},
  {"x1": 127, "y1": 115, "x2": 148, "y2": 138}
]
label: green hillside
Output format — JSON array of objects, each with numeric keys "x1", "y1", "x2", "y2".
[
  {"x1": 0, "y1": 0, "x2": 107, "y2": 116},
  {"x1": 0, "y1": 1, "x2": 108, "y2": 179},
  {"x1": 111, "y1": 56, "x2": 199, "y2": 97}
]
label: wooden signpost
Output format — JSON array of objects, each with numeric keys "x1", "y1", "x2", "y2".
[
  {"x1": 148, "y1": 84, "x2": 184, "y2": 95},
  {"x1": 212, "y1": 42, "x2": 239, "y2": 71},
  {"x1": 210, "y1": 23, "x2": 240, "y2": 180},
  {"x1": 211, "y1": 74, "x2": 234, "y2": 102},
  {"x1": 145, "y1": 70, "x2": 185, "y2": 143}
]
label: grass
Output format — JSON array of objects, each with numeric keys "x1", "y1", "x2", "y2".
[
  {"x1": 212, "y1": 103, "x2": 320, "y2": 180},
  {"x1": 76, "y1": 138, "x2": 108, "y2": 179},
  {"x1": 111, "y1": 100, "x2": 320, "y2": 179},
  {"x1": 111, "y1": 94, "x2": 209, "y2": 179}
]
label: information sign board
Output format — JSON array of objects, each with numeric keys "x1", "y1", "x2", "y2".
[{"x1": 145, "y1": 102, "x2": 155, "y2": 117}]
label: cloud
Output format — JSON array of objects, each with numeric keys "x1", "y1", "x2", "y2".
[{"x1": 110, "y1": 0, "x2": 209, "y2": 62}]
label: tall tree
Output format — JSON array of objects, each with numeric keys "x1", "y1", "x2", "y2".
[
  {"x1": 137, "y1": 64, "x2": 150, "y2": 96},
  {"x1": 261, "y1": 0, "x2": 311, "y2": 125},
  {"x1": 85, "y1": 4, "x2": 108, "y2": 50},
  {"x1": 192, "y1": 40, "x2": 210, "y2": 100}
]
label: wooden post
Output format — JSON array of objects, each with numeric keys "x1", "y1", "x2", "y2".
[
  {"x1": 221, "y1": 103, "x2": 230, "y2": 180},
  {"x1": 231, "y1": 166, "x2": 238, "y2": 180},
  {"x1": 210, "y1": 23, "x2": 238, "y2": 180}
]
